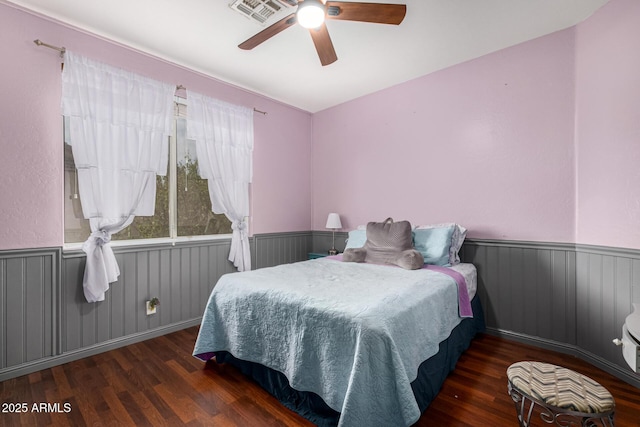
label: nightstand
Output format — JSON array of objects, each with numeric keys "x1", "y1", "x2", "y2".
[{"x1": 308, "y1": 252, "x2": 329, "y2": 260}]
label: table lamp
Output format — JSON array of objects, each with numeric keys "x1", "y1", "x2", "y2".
[{"x1": 325, "y1": 213, "x2": 342, "y2": 255}]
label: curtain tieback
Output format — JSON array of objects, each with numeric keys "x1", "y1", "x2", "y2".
[
  {"x1": 229, "y1": 218, "x2": 250, "y2": 271},
  {"x1": 81, "y1": 228, "x2": 118, "y2": 303},
  {"x1": 88, "y1": 229, "x2": 112, "y2": 246},
  {"x1": 231, "y1": 220, "x2": 248, "y2": 235}
]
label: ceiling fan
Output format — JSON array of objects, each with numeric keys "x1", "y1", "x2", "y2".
[{"x1": 238, "y1": 1, "x2": 407, "y2": 66}]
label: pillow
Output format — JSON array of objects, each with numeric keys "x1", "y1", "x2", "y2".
[
  {"x1": 413, "y1": 225, "x2": 455, "y2": 266},
  {"x1": 365, "y1": 218, "x2": 414, "y2": 254},
  {"x1": 342, "y1": 247, "x2": 366, "y2": 263},
  {"x1": 449, "y1": 224, "x2": 467, "y2": 264},
  {"x1": 345, "y1": 229, "x2": 367, "y2": 249},
  {"x1": 343, "y1": 218, "x2": 424, "y2": 270},
  {"x1": 416, "y1": 223, "x2": 467, "y2": 265}
]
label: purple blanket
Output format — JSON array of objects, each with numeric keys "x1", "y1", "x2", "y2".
[{"x1": 423, "y1": 264, "x2": 473, "y2": 318}]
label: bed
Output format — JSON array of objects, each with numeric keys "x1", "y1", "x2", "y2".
[{"x1": 193, "y1": 255, "x2": 485, "y2": 426}]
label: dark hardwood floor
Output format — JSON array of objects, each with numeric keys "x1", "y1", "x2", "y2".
[{"x1": 1, "y1": 328, "x2": 639, "y2": 426}]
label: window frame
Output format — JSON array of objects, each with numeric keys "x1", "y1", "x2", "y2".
[{"x1": 62, "y1": 96, "x2": 234, "y2": 251}]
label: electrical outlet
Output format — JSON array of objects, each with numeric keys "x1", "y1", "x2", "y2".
[{"x1": 146, "y1": 301, "x2": 157, "y2": 315}]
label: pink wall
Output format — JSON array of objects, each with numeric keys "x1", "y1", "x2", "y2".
[
  {"x1": 575, "y1": 0, "x2": 640, "y2": 250},
  {"x1": 312, "y1": 29, "x2": 576, "y2": 242},
  {"x1": 0, "y1": 4, "x2": 64, "y2": 250},
  {"x1": 3, "y1": 0, "x2": 638, "y2": 251},
  {"x1": 0, "y1": 3, "x2": 312, "y2": 250}
]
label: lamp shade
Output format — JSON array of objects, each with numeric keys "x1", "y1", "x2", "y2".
[
  {"x1": 297, "y1": 0, "x2": 325, "y2": 29},
  {"x1": 325, "y1": 213, "x2": 342, "y2": 229}
]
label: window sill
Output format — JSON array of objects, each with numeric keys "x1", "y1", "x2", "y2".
[{"x1": 63, "y1": 234, "x2": 234, "y2": 253}]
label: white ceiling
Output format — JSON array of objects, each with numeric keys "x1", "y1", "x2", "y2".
[{"x1": 7, "y1": 0, "x2": 608, "y2": 112}]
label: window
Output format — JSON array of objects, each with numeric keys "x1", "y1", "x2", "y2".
[{"x1": 63, "y1": 101, "x2": 232, "y2": 245}]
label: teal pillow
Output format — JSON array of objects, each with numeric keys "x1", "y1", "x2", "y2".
[
  {"x1": 345, "y1": 229, "x2": 367, "y2": 249},
  {"x1": 413, "y1": 225, "x2": 455, "y2": 265}
]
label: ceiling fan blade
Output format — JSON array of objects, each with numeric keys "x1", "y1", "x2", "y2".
[
  {"x1": 325, "y1": 2, "x2": 406, "y2": 25},
  {"x1": 308, "y1": 22, "x2": 338, "y2": 66},
  {"x1": 238, "y1": 13, "x2": 297, "y2": 50}
]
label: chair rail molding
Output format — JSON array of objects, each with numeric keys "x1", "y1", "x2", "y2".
[
  {"x1": 462, "y1": 238, "x2": 640, "y2": 389},
  {"x1": 2, "y1": 235, "x2": 639, "y2": 389}
]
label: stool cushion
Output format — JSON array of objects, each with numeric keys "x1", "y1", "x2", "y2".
[{"x1": 507, "y1": 361, "x2": 615, "y2": 414}]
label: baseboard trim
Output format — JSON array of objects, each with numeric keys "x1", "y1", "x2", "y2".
[
  {"x1": 0, "y1": 318, "x2": 201, "y2": 382},
  {"x1": 486, "y1": 327, "x2": 640, "y2": 389}
]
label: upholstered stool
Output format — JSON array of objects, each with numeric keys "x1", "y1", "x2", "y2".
[{"x1": 507, "y1": 361, "x2": 615, "y2": 427}]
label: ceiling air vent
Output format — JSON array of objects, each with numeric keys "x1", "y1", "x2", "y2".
[{"x1": 229, "y1": 0, "x2": 296, "y2": 26}]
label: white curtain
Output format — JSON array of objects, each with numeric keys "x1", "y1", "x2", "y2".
[
  {"x1": 62, "y1": 51, "x2": 175, "y2": 302},
  {"x1": 186, "y1": 91, "x2": 254, "y2": 271}
]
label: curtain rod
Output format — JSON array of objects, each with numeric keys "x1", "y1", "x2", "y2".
[
  {"x1": 177, "y1": 85, "x2": 267, "y2": 115},
  {"x1": 34, "y1": 39, "x2": 267, "y2": 115},
  {"x1": 33, "y1": 39, "x2": 66, "y2": 57}
]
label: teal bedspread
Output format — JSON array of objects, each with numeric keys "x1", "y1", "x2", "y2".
[{"x1": 193, "y1": 258, "x2": 469, "y2": 427}]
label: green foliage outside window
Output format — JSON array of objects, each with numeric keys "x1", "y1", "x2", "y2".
[
  {"x1": 112, "y1": 175, "x2": 170, "y2": 240},
  {"x1": 112, "y1": 160, "x2": 231, "y2": 240},
  {"x1": 176, "y1": 160, "x2": 231, "y2": 237},
  {"x1": 63, "y1": 126, "x2": 232, "y2": 244}
]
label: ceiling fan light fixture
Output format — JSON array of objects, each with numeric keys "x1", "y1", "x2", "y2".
[{"x1": 297, "y1": 0, "x2": 325, "y2": 29}]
